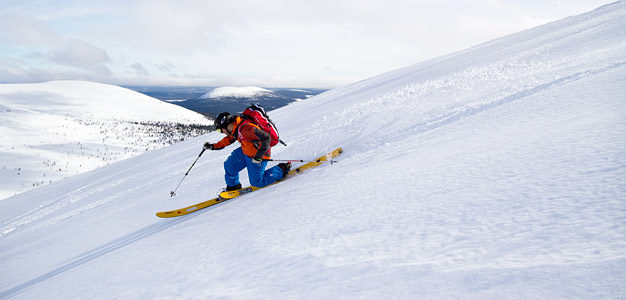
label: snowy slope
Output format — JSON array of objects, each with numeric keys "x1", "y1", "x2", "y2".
[
  {"x1": 0, "y1": 81, "x2": 210, "y2": 199},
  {"x1": 1, "y1": 2, "x2": 626, "y2": 299}
]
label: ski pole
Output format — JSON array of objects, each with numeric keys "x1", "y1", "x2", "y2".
[{"x1": 170, "y1": 148, "x2": 206, "y2": 197}]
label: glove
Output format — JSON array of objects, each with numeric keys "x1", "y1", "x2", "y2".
[
  {"x1": 203, "y1": 142, "x2": 214, "y2": 150},
  {"x1": 251, "y1": 156, "x2": 263, "y2": 165}
]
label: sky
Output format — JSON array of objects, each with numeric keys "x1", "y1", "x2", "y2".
[{"x1": 0, "y1": 0, "x2": 613, "y2": 88}]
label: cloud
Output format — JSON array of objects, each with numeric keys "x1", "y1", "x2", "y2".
[
  {"x1": 48, "y1": 39, "x2": 112, "y2": 76},
  {"x1": 0, "y1": 11, "x2": 113, "y2": 79},
  {"x1": 0, "y1": 0, "x2": 613, "y2": 87},
  {"x1": 131, "y1": 62, "x2": 149, "y2": 76},
  {"x1": 154, "y1": 60, "x2": 175, "y2": 72},
  {"x1": 0, "y1": 13, "x2": 63, "y2": 47},
  {"x1": 0, "y1": 57, "x2": 86, "y2": 83},
  {"x1": 48, "y1": 39, "x2": 110, "y2": 66}
]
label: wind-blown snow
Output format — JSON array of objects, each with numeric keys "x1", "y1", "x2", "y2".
[
  {"x1": 1, "y1": 2, "x2": 626, "y2": 299},
  {"x1": 0, "y1": 80, "x2": 210, "y2": 199},
  {"x1": 201, "y1": 86, "x2": 273, "y2": 98}
]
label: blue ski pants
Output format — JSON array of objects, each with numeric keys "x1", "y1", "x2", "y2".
[{"x1": 224, "y1": 147, "x2": 284, "y2": 188}]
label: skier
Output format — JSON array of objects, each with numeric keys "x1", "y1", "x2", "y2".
[{"x1": 204, "y1": 112, "x2": 291, "y2": 191}]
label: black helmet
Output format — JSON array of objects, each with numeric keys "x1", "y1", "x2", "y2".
[{"x1": 214, "y1": 112, "x2": 233, "y2": 132}]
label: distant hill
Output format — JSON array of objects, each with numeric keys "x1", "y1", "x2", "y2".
[
  {"x1": 0, "y1": 80, "x2": 211, "y2": 199},
  {"x1": 128, "y1": 86, "x2": 327, "y2": 117}
]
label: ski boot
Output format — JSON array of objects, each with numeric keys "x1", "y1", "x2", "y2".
[
  {"x1": 225, "y1": 183, "x2": 242, "y2": 191},
  {"x1": 278, "y1": 162, "x2": 291, "y2": 177}
]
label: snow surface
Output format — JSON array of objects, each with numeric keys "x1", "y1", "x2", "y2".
[
  {"x1": 0, "y1": 80, "x2": 210, "y2": 200},
  {"x1": 2, "y1": 2, "x2": 626, "y2": 299},
  {"x1": 201, "y1": 86, "x2": 273, "y2": 98}
]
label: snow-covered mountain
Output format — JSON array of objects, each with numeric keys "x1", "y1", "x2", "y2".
[
  {"x1": 199, "y1": 86, "x2": 273, "y2": 99},
  {"x1": 0, "y1": 80, "x2": 211, "y2": 199},
  {"x1": 1, "y1": 2, "x2": 625, "y2": 299},
  {"x1": 175, "y1": 86, "x2": 324, "y2": 117}
]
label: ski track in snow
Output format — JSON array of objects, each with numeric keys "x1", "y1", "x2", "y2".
[{"x1": 1, "y1": 2, "x2": 626, "y2": 299}]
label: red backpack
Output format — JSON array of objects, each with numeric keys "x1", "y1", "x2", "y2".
[{"x1": 240, "y1": 104, "x2": 286, "y2": 147}]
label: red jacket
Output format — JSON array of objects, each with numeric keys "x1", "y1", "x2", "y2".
[{"x1": 213, "y1": 117, "x2": 272, "y2": 159}]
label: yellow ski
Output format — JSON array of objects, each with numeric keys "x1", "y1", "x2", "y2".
[{"x1": 156, "y1": 197, "x2": 230, "y2": 218}]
